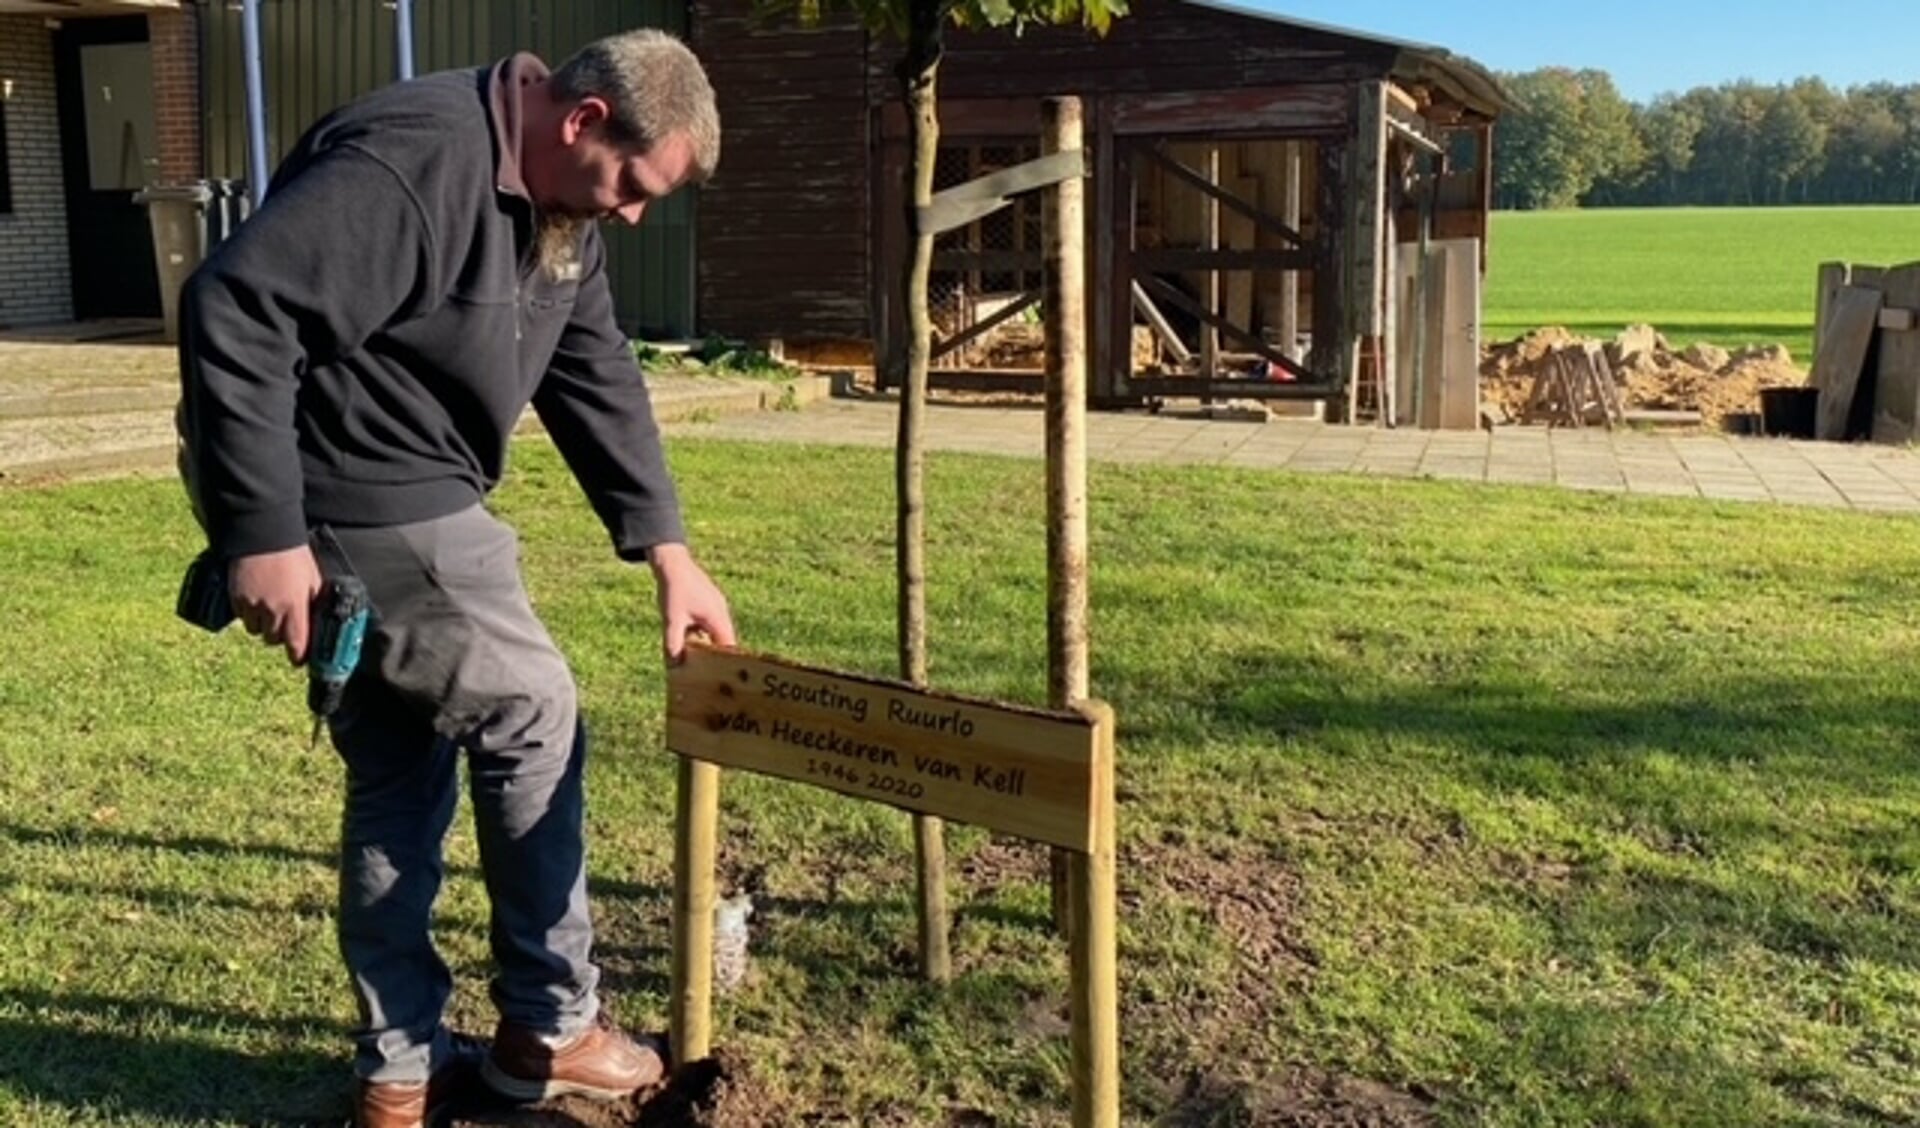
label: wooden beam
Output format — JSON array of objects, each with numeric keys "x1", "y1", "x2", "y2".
[
  {"x1": 1312, "y1": 141, "x2": 1346, "y2": 395},
  {"x1": 1140, "y1": 275, "x2": 1312, "y2": 380},
  {"x1": 1881, "y1": 307, "x2": 1917, "y2": 331},
  {"x1": 1203, "y1": 147, "x2": 1220, "y2": 381},
  {"x1": 1387, "y1": 113, "x2": 1444, "y2": 156},
  {"x1": 931, "y1": 290, "x2": 1040, "y2": 361},
  {"x1": 919, "y1": 149, "x2": 1088, "y2": 237},
  {"x1": 1131, "y1": 248, "x2": 1314, "y2": 273},
  {"x1": 1113, "y1": 85, "x2": 1350, "y2": 136},
  {"x1": 1069, "y1": 703, "x2": 1119, "y2": 1128},
  {"x1": 1131, "y1": 281, "x2": 1194, "y2": 365},
  {"x1": 1125, "y1": 377, "x2": 1339, "y2": 401},
  {"x1": 669, "y1": 757, "x2": 720, "y2": 1064},
  {"x1": 1345, "y1": 83, "x2": 1389, "y2": 420},
  {"x1": 933, "y1": 249, "x2": 1047, "y2": 272},
  {"x1": 1280, "y1": 142, "x2": 1302, "y2": 363}
]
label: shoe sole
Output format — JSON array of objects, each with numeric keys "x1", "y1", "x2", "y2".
[{"x1": 480, "y1": 1056, "x2": 651, "y2": 1103}]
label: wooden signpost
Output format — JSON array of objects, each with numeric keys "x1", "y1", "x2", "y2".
[
  {"x1": 666, "y1": 641, "x2": 1121, "y2": 1127},
  {"x1": 663, "y1": 94, "x2": 1114, "y2": 1126}
]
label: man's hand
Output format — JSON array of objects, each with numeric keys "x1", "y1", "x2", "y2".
[
  {"x1": 229, "y1": 545, "x2": 323, "y2": 665},
  {"x1": 649, "y1": 542, "x2": 735, "y2": 663}
]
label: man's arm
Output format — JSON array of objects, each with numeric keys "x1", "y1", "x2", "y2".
[
  {"x1": 533, "y1": 232, "x2": 733, "y2": 660},
  {"x1": 179, "y1": 145, "x2": 435, "y2": 660}
]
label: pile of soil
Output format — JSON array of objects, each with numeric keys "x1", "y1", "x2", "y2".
[{"x1": 1480, "y1": 325, "x2": 1807, "y2": 428}]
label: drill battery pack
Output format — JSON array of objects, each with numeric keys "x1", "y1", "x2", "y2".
[{"x1": 176, "y1": 550, "x2": 236, "y2": 633}]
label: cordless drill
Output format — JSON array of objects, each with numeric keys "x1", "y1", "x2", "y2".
[{"x1": 177, "y1": 548, "x2": 370, "y2": 748}]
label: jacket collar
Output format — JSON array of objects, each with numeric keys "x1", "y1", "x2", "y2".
[{"x1": 487, "y1": 52, "x2": 549, "y2": 202}]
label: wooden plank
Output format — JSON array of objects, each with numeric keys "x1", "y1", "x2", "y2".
[
  {"x1": 1279, "y1": 141, "x2": 1302, "y2": 362},
  {"x1": 1434, "y1": 238, "x2": 1481, "y2": 431},
  {"x1": 1380, "y1": 203, "x2": 1397, "y2": 426},
  {"x1": 1069, "y1": 702, "x2": 1119, "y2": 1128},
  {"x1": 1623, "y1": 408, "x2": 1705, "y2": 426},
  {"x1": 1112, "y1": 85, "x2": 1349, "y2": 136},
  {"x1": 1312, "y1": 140, "x2": 1346, "y2": 397},
  {"x1": 1815, "y1": 285, "x2": 1882, "y2": 440},
  {"x1": 1202, "y1": 147, "x2": 1220, "y2": 378},
  {"x1": 1814, "y1": 262, "x2": 1849, "y2": 358},
  {"x1": 920, "y1": 149, "x2": 1088, "y2": 237},
  {"x1": 1881, "y1": 307, "x2": 1917, "y2": 332},
  {"x1": 1124, "y1": 377, "x2": 1339, "y2": 401},
  {"x1": 1392, "y1": 237, "x2": 1419, "y2": 426},
  {"x1": 1226, "y1": 174, "x2": 1258, "y2": 332},
  {"x1": 1131, "y1": 248, "x2": 1313, "y2": 272},
  {"x1": 667, "y1": 643, "x2": 1104, "y2": 853},
  {"x1": 1876, "y1": 266, "x2": 1920, "y2": 444}
]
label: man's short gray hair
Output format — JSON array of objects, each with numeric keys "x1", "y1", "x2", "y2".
[{"x1": 551, "y1": 29, "x2": 720, "y2": 182}]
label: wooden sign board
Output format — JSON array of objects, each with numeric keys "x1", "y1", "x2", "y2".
[{"x1": 667, "y1": 644, "x2": 1105, "y2": 853}]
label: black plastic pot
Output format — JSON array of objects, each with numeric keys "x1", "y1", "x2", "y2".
[{"x1": 1758, "y1": 387, "x2": 1819, "y2": 439}]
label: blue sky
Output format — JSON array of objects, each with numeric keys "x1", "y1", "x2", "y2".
[{"x1": 1232, "y1": 0, "x2": 1919, "y2": 102}]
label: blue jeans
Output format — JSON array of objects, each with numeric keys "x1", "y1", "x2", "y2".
[{"x1": 326, "y1": 507, "x2": 601, "y2": 1083}]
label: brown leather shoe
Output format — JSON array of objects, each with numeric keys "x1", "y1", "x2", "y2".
[
  {"x1": 355, "y1": 1033, "x2": 487, "y2": 1128},
  {"x1": 482, "y1": 1015, "x2": 666, "y2": 1102}
]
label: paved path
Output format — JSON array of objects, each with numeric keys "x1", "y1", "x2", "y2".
[
  {"x1": 680, "y1": 398, "x2": 1920, "y2": 514},
  {"x1": 0, "y1": 322, "x2": 833, "y2": 480},
  {"x1": 9, "y1": 320, "x2": 1920, "y2": 513}
]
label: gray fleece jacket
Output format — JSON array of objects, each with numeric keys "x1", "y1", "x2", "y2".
[{"x1": 178, "y1": 54, "x2": 685, "y2": 561}]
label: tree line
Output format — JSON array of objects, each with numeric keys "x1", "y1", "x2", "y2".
[{"x1": 1491, "y1": 69, "x2": 1920, "y2": 209}]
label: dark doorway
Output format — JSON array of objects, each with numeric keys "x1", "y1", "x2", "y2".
[{"x1": 54, "y1": 15, "x2": 160, "y2": 320}]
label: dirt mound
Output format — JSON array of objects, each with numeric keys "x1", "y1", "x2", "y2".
[{"x1": 1481, "y1": 325, "x2": 1806, "y2": 428}]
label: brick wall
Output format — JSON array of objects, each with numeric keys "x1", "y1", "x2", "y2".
[
  {"x1": 0, "y1": 15, "x2": 74, "y2": 327},
  {"x1": 149, "y1": 7, "x2": 202, "y2": 183}
]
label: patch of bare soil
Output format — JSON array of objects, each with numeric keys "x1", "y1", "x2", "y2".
[
  {"x1": 958, "y1": 835, "x2": 1052, "y2": 892},
  {"x1": 1481, "y1": 324, "x2": 1806, "y2": 428},
  {"x1": 1121, "y1": 844, "x2": 1435, "y2": 1125},
  {"x1": 1125, "y1": 841, "x2": 1316, "y2": 1004},
  {"x1": 450, "y1": 1053, "x2": 781, "y2": 1128},
  {"x1": 1159, "y1": 1067, "x2": 1435, "y2": 1127}
]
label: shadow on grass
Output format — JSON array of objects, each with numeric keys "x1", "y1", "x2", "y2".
[
  {"x1": 1131, "y1": 650, "x2": 1920, "y2": 970},
  {"x1": 0, "y1": 990, "x2": 342, "y2": 1124},
  {"x1": 0, "y1": 820, "x2": 675, "y2": 907}
]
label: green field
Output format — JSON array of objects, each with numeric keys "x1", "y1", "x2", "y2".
[
  {"x1": 1484, "y1": 206, "x2": 1920, "y2": 363},
  {"x1": 5, "y1": 440, "x2": 1920, "y2": 1126}
]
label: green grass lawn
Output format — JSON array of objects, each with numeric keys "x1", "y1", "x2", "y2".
[
  {"x1": 4, "y1": 439, "x2": 1920, "y2": 1126},
  {"x1": 1484, "y1": 206, "x2": 1920, "y2": 363}
]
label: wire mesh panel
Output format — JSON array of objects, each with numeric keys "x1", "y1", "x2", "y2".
[{"x1": 929, "y1": 141, "x2": 1041, "y2": 370}]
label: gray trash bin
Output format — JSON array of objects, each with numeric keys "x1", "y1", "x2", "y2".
[
  {"x1": 135, "y1": 182, "x2": 213, "y2": 344},
  {"x1": 136, "y1": 180, "x2": 252, "y2": 343}
]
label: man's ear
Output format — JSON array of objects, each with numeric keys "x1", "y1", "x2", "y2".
[{"x1": 560, "y1": 96, "x2": 612, "y2": 145}]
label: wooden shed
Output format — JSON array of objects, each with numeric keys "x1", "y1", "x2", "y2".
[{"x1": 693, "y1": 0, "x2": 1506, "y2": 421}]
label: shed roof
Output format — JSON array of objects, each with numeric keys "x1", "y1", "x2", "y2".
[{"x1": 1176, "y1": 0, "x2": 1510, "y2": 118}]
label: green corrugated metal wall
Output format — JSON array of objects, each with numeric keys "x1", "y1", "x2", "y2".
[{"x1": 203, "y1": 0, "x2": 695, "y2": 338}]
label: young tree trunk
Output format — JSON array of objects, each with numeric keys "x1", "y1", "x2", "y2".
[{"x1": 898, "y1": 0, "x2": 950, "y2": 985}]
